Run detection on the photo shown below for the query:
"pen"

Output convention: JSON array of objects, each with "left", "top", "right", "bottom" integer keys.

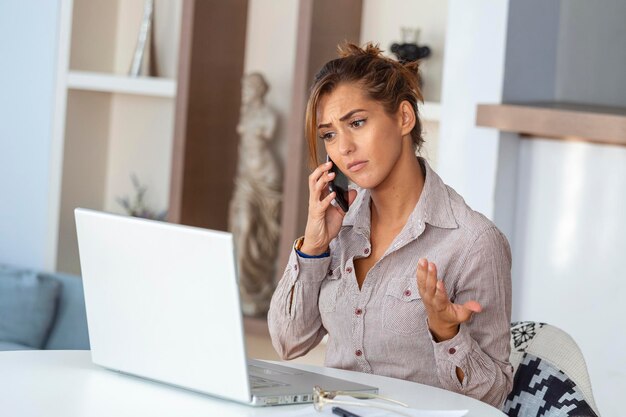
[{"left": 332, "top": 406, "right": 363, "bottom": 417}]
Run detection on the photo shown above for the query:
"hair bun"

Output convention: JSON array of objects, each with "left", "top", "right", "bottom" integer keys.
[
  {"left": 337, "top": 42, "right": 421, "bottom": 74},
  {"left": 337, "top": 41, "right": 383, "bottom": 58}
]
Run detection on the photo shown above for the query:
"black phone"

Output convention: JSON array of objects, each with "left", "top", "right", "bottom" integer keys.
[{"left": 326, "top": 155, "right": 350, "bottom": 212}]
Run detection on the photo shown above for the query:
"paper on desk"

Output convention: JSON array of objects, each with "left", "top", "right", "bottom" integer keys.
[{"left": 290, "top": 395, "right": 468, "bottom": 417}]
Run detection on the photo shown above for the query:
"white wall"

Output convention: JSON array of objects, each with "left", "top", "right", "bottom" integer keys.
[
  {"left": 512, "top": 138, "right": 624, "bottom": 416},
  {"left": 437, "top": 0, "right": 509, "bottom": 219},
  {"left": 242, "top": 0, "right": 300, "bottom": 167},
  {"left": 0, "top": 1, "right": 62, "bottom": 270}
]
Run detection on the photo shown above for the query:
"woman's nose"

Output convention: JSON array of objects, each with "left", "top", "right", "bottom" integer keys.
[{"left": 337, "top": 132, "right": 356, "bottom": 155}]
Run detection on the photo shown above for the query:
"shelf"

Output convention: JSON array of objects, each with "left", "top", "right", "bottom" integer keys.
[
  {"left": 476, "top": 102, "right": 626, "bottom": 147},
  {"left": 420, "top": 101, "right": 441, "bottom": 122},
  {"left": 67, "top": 71, "right": 176, "bottom": 98}
]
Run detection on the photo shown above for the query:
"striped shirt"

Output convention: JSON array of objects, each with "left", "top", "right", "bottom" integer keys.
[{"left": 268, "top": 158, "right": 513, "bottom": 408}]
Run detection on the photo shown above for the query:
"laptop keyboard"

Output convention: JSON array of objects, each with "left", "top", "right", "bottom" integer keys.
[{"left": 249, "top": 374, "right": 288, "bottom": 389}]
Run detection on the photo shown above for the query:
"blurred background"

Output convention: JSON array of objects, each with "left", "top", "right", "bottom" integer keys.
[{"left": 1, "top": 1, "right": 624, "bottom": 415}]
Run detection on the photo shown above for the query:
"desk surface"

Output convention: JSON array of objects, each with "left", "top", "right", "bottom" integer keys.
[{"left": 0, "top": 351, "right": 505, "bottom": 417}]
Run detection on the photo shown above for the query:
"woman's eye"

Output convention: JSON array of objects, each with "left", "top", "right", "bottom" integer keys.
[
  {"left": 319, "top": 132, "right": 335, "bottom": 141},
  {"left": 350, "top": 118, "right": 366, "bottom": 128}
]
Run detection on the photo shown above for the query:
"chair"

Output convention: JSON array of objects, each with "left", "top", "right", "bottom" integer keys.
[{"left": 503, "top": 321, "right": 599, "bottom": 417}]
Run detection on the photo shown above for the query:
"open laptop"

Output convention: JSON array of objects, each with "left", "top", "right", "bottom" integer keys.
[{"left": 74, "top": 208, "right": 377, "bottom": 406}]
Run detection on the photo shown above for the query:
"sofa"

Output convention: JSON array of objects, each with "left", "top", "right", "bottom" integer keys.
[{"left": 0, "top": 264, "right": 90, "bottom": 351}]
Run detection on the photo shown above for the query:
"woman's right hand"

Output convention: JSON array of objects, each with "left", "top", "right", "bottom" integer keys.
[{"left": 300, "top": 161, "right": 357, "bottom": 256}]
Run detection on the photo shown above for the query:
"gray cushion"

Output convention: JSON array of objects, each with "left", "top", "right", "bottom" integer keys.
[
  {"left": 41, "top": 271, "right": 90, "bottom": 350},
  {"left": 0, "top": 340, "right": 34, "bottom": 351},
  {"left": 0, "top": 266, "right": 61, "bottom": 348}
]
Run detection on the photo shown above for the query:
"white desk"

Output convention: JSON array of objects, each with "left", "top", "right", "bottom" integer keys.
[{"left": 0, "top": 351, "right": 505, "bottom": 417}]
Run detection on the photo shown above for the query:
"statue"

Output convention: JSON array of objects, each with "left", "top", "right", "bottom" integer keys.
[
  {"left": 228, "top": 73, "right": 281, "bottom": 317},
  {"left": 390, "top": 27, "right": 431, "bottom": 63}
]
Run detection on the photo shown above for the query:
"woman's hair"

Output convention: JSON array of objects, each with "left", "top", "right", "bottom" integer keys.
[{"left": 305, "top": 42, "right": 424, "bottom": 167}]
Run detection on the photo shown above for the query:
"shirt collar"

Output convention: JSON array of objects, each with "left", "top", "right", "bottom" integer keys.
[{"left": 342, "top": 157, "right": 458, "bottom": 235}]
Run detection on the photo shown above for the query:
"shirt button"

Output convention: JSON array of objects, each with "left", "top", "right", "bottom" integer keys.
[
  {"left": 355, "top": 308, "right": 362, "bottom": 316},
  {"left": 364, "top": 248, "right": 370, "bottom": 255},
  {"left": 404, "top": 289, "right": 411, "bottom": 297},
  {"left": 328, "top": 269, "right": 333, "bottom": 276},
  {"left": 294, "top": 264, "right": 298, "bottom": 271},
  {"left": 346, "top": 266, "right": 353, "bottom": 274},
  {"left": 355, "top": 349, "right": 362, "bottom": 357},
  {"left": 449, "top": 348, "right": 456, "bottom": 355}
]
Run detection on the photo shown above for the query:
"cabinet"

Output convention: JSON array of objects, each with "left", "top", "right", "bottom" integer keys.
[
  {"left": 54, "top": 0, "right": 248, "bottom": 274},
  {"left": 52, "top": 0, "right": 448, "bottom": 278}
]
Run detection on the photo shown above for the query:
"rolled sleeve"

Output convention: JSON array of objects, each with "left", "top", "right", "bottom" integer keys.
[{"left": 267, "top": 248, "right": 331, "bottom": 360}]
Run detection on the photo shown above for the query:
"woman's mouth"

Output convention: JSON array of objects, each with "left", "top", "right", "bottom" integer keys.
[{"left": 347, "top": 160, "right": 368, "bottom": 172}]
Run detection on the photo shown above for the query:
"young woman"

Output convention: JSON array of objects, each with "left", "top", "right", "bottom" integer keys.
[{"left": 268, "top": 43, "right": 513, "bottom": 408}]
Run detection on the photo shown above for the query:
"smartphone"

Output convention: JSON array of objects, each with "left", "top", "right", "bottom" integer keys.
[{"left": 326, "top": 155, "right": 350, "bottom": 212}]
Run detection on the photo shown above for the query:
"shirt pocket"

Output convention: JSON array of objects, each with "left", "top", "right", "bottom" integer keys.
[
  {"left": 382, "top": 275, "right": 427, "bottom": 336},
  {"left": 318, "top": 265, "right": 343, "bottom": 313}
]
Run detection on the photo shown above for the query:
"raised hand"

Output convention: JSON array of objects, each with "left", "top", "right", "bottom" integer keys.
[
  {"left": 416, "top": 258, "right": 482, "bottom": 342},
  {"left": 301, "top": 160, "right": 357, "bottom": 256}
]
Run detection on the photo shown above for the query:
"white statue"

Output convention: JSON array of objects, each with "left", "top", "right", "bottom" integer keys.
[{"left": 228, "top": 73, "right": 281, "bottom": 316}]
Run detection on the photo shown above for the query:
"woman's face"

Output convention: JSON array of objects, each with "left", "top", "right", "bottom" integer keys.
[{"left": 316, "top": 82, "right": 411, "bottom": 190}]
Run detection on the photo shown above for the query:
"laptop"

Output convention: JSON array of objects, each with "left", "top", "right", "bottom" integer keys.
[{"left": 74, "top": 208, "right": 377, "bottom": 406}]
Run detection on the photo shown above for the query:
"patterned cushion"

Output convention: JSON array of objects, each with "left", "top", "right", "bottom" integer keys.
[
  {"left": 511, "top": 321, "right": 546, "bottom": 353},
  {"left": 503, "top": 353, "right": 598, "bottom": 417}
]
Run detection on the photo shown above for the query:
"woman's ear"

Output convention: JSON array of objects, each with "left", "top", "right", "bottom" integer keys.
[{"left": 398, "top": 100, "right": 416, "bottom": 136}]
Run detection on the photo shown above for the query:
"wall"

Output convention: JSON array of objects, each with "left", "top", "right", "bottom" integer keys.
[
  {"left": 507, "top": 2, "right": 626, "bottom": 414},
  {"left": 437, "top": 0, "right": 509, "bottom": 219},
  {"left": 0, "top": 1, "right": 61, "bottom": 270},
  {"left": 556, "top": 0, "right": 626, "bottom": 107},
  {"left": 242, "top": 0, "right": 299, "bottom": 167},
  {"left": 512, "top": 138, "right": 624, "bottom": 416}
]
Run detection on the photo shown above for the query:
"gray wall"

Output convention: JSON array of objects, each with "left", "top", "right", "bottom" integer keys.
[
  {"left": 556, "top": 0, "right": 626, "bottom": 107},
  {"left": 0, "top": 1, "right": 61, "bottom": 269}
]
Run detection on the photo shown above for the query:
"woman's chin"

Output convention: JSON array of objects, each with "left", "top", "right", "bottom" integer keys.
[{"left": 350, "top": 175, "right": 380, "bottom": 190}]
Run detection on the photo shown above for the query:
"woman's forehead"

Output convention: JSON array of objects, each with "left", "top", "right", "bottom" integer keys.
[{"left": 316, "top": 83, "right": 376, "bottom": 122}]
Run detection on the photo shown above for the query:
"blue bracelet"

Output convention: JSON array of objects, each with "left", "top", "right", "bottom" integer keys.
[{"left": 295, "top": 248, "right": 330, "bottom": 259}]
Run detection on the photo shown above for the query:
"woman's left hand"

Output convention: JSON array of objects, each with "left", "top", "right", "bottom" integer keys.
[{"left": 416, "top": 258, "right": 482, "bottom": 342}]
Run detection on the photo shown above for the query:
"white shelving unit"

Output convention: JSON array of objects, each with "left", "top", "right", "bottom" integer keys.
[
  {"left": 52, "top": 0, "right": 182, "bottom": 274},
  {"left": 67, "top": 71, "right": 176, "bottom": 98},
  {"left": 360, "top": 0, "right": 448, "bottom": 168}
]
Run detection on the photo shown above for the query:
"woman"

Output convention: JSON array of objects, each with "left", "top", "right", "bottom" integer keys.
[{"left": 268, "top": 43, "right": 513, "bottom": 408}]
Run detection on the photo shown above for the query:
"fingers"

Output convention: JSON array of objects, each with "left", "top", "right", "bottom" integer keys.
[
  {"left": 434, "top": 279, "right": 449, "bottom": 305},
  {"left": 314, "top": 170, "right": 334, "bottom": 196},
  {"left": 417, "top": 258, "right": 438, "bottom": 301},
  {"left": 308, "top": 161, "right": 338, "bottom": 204},
  {"left": 425, "top": 262, "right": 438, "bottom": 300},
  {"left": 463, "top": 300, "right": 482, "bottom": 313},
  {"left": 320, "top": 190, "right": 337, "bottom": 212},
  {"left": 416, "top": 258, "right": 428, "bottom": 297},
  {"left": 308, "top": 161, "right": 332, "bottom": 195},
  {"left": 417, "top": 257, "right": 484, "bottom": 329}
]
